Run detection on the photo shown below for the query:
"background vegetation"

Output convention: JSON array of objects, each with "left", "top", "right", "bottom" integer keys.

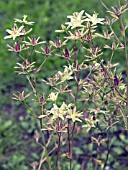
[{"left": 0, "top": 0, "right": 127, "bottom": 169}]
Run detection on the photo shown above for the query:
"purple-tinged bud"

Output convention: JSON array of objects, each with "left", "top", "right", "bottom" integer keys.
[
  {"left": 15, "top": 41, "right": 20, "bottom": 52},
  {"left": 73, "top": 45, "right": 77, "bottom": 56},
  {"left": 56, "top": 37, "right": 61, "bottom": 47},
  {"left": 56, "top": 123, "right": 61, "bottom": 131},
  {"left": 64, "top": 47, "right": 69, "bottom": 57},
  {"left": 105, "top": 17, "right": 111, "bottom": 26},
  {"left": 114, "top": 75, "right": 119, "bottom": 86},
  {"left": 84, "top": 111, "right": 88, "bottom": 119},
  {"left": 45, "top": 44, "right": 50, "bottom": 54},
  {"left": 108, "top": 119, "right": 111, "bottom": 126},
  {"left": 22, "top": 60, "right": 30, "bottom": 68},
  {"left": 100, "top": 63, "right": 108, "bottom": 78},
  {"left": 100, "top": 63, "right": 105, "bottom": 72},
  {"left": 113, "top": 108, "right": 118, "bottom": 115},
  {"left": 39, "top": 94, "right": 44, "bottom": 103},
  {"left": 31, "top": 37, "right": 36, "bottom": 46},
  {"left": 92, "top": 112, "right": 96, "bottom": 121},
  {"left": 92, "top": 46, "right": 96, "bottom": 53},
  {"left": 104, "top": 100, "right": 108, "bottom": 105},
  {"left": 86, "top": 35, "right": 92, "bottom": 42}
]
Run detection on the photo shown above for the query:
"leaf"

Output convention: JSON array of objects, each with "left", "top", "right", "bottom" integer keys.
[{"left": 1, "top": 120, "right": 13, "bottom": 132}]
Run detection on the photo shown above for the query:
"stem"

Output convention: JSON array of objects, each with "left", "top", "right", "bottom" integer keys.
[
  {"left": 67, "top": 120, "right": 71, "bottom": 156},
  {"left": 39, "top": 104, "right": 52, "bottom": 170},
  {"left": 103, "top": 130, "right": 111, "bottom": 170},
  {"left": 103, "top": 142, "right": 110, "bottom": 170},
  {"left": 56, "top": 132, "right": 61, "bottom": 169},
  {"left": 118, "top": 0, "right": 128, "bottom": 108},
  {"left": 22, "top": 101, "right": 38, "bottom": 118},
  {"left": 39, "top": 119, "right": 52, "bottom": 170},
  {"left": 70, "top": 122, "right": 76, "bottom": 170}
]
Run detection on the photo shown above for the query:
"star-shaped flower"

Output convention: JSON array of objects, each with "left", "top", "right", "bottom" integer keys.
[
  {"left": 85, "top": 12, "right": 104, "bottom": 25},
  {"left": 4, "top": 24, "right": 32, "bottom": 40},
  {"left": 65, "top": 10, "right": 86, "bottom": 29},
  {"left": 12, "top": 91, "right": 30, "bottom": 101},
  {"left": 14, "top": 15, "right": 35, "bottom": 25},
  {"left": 66, "top": 106, "right": 83, "bottom": 122},
  {"left": 48, "top": 92, "right": 59, "bottom": 102}
]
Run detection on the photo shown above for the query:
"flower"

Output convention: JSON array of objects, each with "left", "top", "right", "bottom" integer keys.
[
  {"left": 63, "top": 47, "right": 70, "bottom": 58},
  {"left": 4, "top": 24, "right": 24, "bottom": 40},
  {"left": 83, "top": 115, "right": 98, "bottom": 132},
  {"left": 14, "top": 60, "right": 35, "bottom": 75},
  {"left": 23, "top": 37, "right": 45, "bottom": 46},
  {"left": 95, "top": 30, "right": 113, "bottom": 39},
  {"left": 65, "top": 28, "right": 89, "bottom": 41},
  {"left": 58, "top": 65, "right": 73, "bottom": 82},
  {"left": 85, "top": 12, "right": 105, "bottom": 25},
  {"left": 48, "top": 92, "right": 58, "bottom": 102},
  {"left": 12, "top": 91, "right": 30, "bottom": 101},
  {"left": 36, "top": 43, "right": 51, "bottom": 55},
  {"left": 55, "top": 24, "right": 70, "bottom": 33},
  {"left": 15, "top": 15, "right": 35, "bottom": 25},
  {"left": 49, "top": 103, "right": 65, "bottom": 120},
  {"left": 66, "top": 106, "right": 83, "bottom": 122},
  {"left": 7, "top": 41, "right": 28, "bottom": 53},
  {"left": 65, "top": 10, "right": 86, "bottom": 29},
  {"left": 4, "top": 24, "right": 32, "bottom": 40},
  {"left": 49, "top": 37, "right": 67, "bottom": 49}
]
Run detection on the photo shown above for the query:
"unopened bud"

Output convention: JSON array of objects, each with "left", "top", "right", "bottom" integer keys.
[
  {"left": 114, "top": 75, "right": 119, "bottom": 86},
  {"left": 45, "top": 44, "right": 50, "bottom": 54},
  {"left": 113, "top": 108, "right": 118, "bottom": 115},
  {"left": 15, "top": 41, "right": 20, "bottom": 52},
  {"left": 64, "top": 47, "right": 69, "bottom": 57},
  {"left": 31, "top": 37, "right": 36, "bottom": 46},
  {"left": 39, "top": 94, "right": 44, "bottom": 103},
  {"left": 56, "top": 37, "right": 61, "bottom": 47},
  {"left": 84, "top": 111, "right": 88, "bottom": 119}
]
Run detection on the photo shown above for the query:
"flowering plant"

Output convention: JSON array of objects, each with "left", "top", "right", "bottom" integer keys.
[{"left": 4, "top": 1, "right": 128, "bottom": 169}]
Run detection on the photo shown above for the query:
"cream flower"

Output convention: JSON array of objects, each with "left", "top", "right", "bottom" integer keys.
[
  {"left": 48, "top": 92, "right": 58, "bottom": 102},
  {"left": 58, "top": 65, "right": 73, "bottom": 82},
  {"left": 4, "top": 24, "right": 32, "bottom": 40},
  {"left": 15, "top": 15, "right": 35, "bottom": 25},
  {"left": 83, "top": 116, "right": 98, "bottom": 132},
  {"left": 65, "top": 10, "right": 86, "bottom": 29},
  {"left": 50, "top": 104, "right": 65, "bottom": 120},
  {"left": 85, "top": 12, "right": 104, "bottom": 25},
  {"left": 66, "top": 106, "right": 83, "bottom": 122},
  {"left": 4, "top": 24, "right": 24, "bottom": 40}
]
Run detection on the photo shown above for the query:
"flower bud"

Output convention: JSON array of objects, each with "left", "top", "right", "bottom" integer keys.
[
  {"left": 45, "top": 44, "right": 50, "bottom": 54},
  {"left": 15, "top": 41, "right": 20, "bottom": 52},
  {"left": 114, "top": 75, "right": 119, "bottom": 86},
  {"left": 84, "top": 111, "right": 88, "bottom": 119},
  {"left": 64, "top": 47, "right": 70, "bottom": 58},
  {"left": 56, "top": 37, "right": 61, "bottom": 47},
  {"left": 39, "top": 94, "right": 44, "bottom": 103},
  {"left": 31, "top": 37, "right": 36, "bottom": 46}
]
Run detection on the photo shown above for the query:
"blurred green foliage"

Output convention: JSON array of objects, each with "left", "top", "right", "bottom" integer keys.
[{"left": 0, "top": 0, "right": 127, "bottom": 169}]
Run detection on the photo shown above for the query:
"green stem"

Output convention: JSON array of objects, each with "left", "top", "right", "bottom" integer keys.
[
  {"left": 56, "top": 132, "right": 61, "bottom": 169},
  {"left": 39, "top": 119, "right": 52, "bottom": 170},
  {"left": 70, "top": 122, "right": 76, "bottom": 170},
  {"left": 103, "top": 130, "right": 111, "bottom": 170},
  {"left": 22, "top": 101, "right": 38, "bottom": 118}
]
